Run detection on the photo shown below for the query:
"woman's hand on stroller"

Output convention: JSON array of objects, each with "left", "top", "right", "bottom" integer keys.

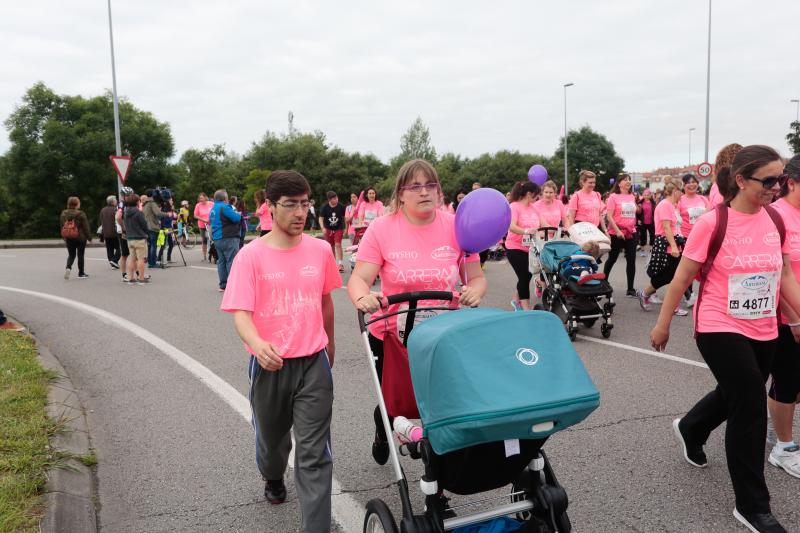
[
  {"left": 459, "top": 286, "right": 481, "bottom": 307},
  {"left": 253, "top": 339, "right": 284, "bottom": 371},
  {"left": 355, "top": 291, "right": 385, "bottom": 313},
  {"left": 650, "top": 324, "right": 670, "bottom": 352}
]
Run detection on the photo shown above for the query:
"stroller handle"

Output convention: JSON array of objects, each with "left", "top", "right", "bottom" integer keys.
[{"left": 357, "top": 291, "right": 459, "bottom": 333}]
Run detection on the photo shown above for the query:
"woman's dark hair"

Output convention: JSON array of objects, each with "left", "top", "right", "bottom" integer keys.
[
  {"left": 254, "top": 189, "right": 266, "bottom": 206},
  {"left": 681, "top": 173, "right": 698, "bottom": 185},
  {"left": 779, "top": 155, "right": 800, "bottom": 198},
  {"left": 265, "top": 170, "right": 311, "bottom": 205},
  {"left": 611, "top": 173, "right": 631, "bottom": 194},
  {"left": 510, "top": 181, "right": 540, "bottom": 202},
  {"left": 719, "top": 145, "right": 781, "bottom": 202},
  {"left": 451, "top": 189, "right": 467, "bottom": 211},
  {"left": 236, "top": 198, "right": 246, "bottom": 212}
]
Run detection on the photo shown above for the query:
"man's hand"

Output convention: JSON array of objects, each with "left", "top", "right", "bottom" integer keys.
[{"left": 252, "top": 339, "right": 284, "bottom": 371}]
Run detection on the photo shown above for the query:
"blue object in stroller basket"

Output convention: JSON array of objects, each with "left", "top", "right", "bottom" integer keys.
[{"left": 407, "top": 308, "right": 600, "bottom": 455}]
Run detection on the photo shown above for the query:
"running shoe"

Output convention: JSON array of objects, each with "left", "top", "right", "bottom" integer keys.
[
  {"left": 649, "top": 293, "right": 663, "bottom": 304},
  {"left": 672, "top": 418, "right": 707, "bottom": 468},
  {"left": 121, "top": 273, "right": 128, "bottom": 282},
  {"left": 637, "top": 290, "right": 652, "bottom": 311},
  {"left": 372, "top": 432, "right": 389, "bottom": 466},
  {"left": 63, "top": 268, "right": 70, "bottom": 280},
  {"left": 768, "top": 444, "right": 800, "bottom": 479},
  {"left": 511, "top": 300, "right": 523, "bottom": 312},
  {"left": 673, "top": 307, "right": 688, "bottom": 316},
  {"left": 264, "top": 478, "right": 286, "bottom": 504},
  {"left": 685, "top": 292, "right": 698, "bottom": 308},
  {"left": 733, "top": 508, "right": 787, "bottom": 533},
  {"left": 77, "top": 273, "right": 90, "bottom": 279},
  {"left": 625, "top": 288, "right": 637, "bottom": 298},
  {"left": 109, "top": 261, "right": 120, "bottom": 269}
]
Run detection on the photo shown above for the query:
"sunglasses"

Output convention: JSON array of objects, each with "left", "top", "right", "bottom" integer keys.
[{"left": 744, "top": 174, "right": 787, "bottom": 189}]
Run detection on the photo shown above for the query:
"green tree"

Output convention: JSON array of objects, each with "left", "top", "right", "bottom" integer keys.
[
  {"left": 461, "top": 150, "right": 551, "bottom": 194},
  {"left": 553, "top": 125, "right": 625, "bottom": 193},
  {"left": 787, "top": 121, "right": 800, "bottom": 156},
  {"left": 388, "top": 116, "right": 437, "bottom": 177},
  {"left": 1, "top": 82, "right": 175, "bottom": 238}
]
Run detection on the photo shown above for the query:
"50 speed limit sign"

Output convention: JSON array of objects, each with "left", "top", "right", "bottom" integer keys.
[{"left": 697, "top": 162, "right": 713, "bottom": 178}]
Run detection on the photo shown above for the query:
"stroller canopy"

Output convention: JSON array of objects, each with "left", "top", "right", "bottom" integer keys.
[
  {"left": 407, "top": 308, "right": 600, "bottom": 454},
  {"left": 538, "top": 240, "right": 582, "bottom": 273}
]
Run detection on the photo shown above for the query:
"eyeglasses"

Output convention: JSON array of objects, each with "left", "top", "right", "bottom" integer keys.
[
  {"left": 744, "top": 175, "right": 787, "bottom": 189},
  {"left": 400, "top": 182, "right": 439, "bottom": 193},
  {"left": 275, "top": 200, "right": 311, "bottom": 211}
]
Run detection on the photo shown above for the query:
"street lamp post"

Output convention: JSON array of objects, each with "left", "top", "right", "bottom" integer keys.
[
  {"left": 689, "top": 127, "right": 696, "bottom": 166},
  {"left": 563, "top": 82, "right": 574, "bottom": 197},
  {"left": 107, "top": 0, "right": 123, "bottom": 198},
  {"left": 792, "top": 99, "right": 800, "bottom": 123},
  {"left": 704, "top": 0, "right": 712, "bottom": 162}
]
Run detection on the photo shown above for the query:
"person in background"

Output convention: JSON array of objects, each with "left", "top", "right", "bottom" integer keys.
[
  {"left": 209, "top": 189, "right": 242, "bottom": 292},
  {"left": 177, "top": 200, "right": 190, "bottom": 246},
  {"left": 450, "top": 190, "right": 466, "bottom": 214},
  {"left": 98, "top": 195, "right": 120, "bottom": 269},
  {"left": 60, "top": 196, "right": 92, "bottom": 280},
  {"left": 142, "top": 190, "right": 164, "bottom": 268},
  {"left": 194, "top": 192, "right": 214, "bottom": 261},
  {"left": 234, "top": 197, "right": 248, "bottom": 249},
  {"left": 116, "top": 187, "right": 133, "bottom": 281},
  {"left": 254, "top": 189, "right": 272, "bottom": 236},
  {"left": 344, "top": 192, "right": 358, "bottom": 242},
  {"left": 603, "top": 174, "right": 639, "bottom": 297},
  {"left": 637, "top": 188, "right": 656, "bottom": 254},
  {"left": 534, "top": 180, "right": 566, "bottom": 229},
  {"left": 472, "top": 181, "right": 481, "bottom": 191},
  {"left": 356, "top": 187, "right": 384, "bottom": 228},
  {"left": 679, "top": 173, "right": 710, "bottom": 307},
  {"left": 565, "top": 170, "right": 608, "bottom": 234},
  {"left": 308, "top": 198, "right": 317, "bottom": 231},
  {"left": 319, "top": 191, "right": 346, "bottom": 272},
  {"left": 505, "top": 181, "right": 541, "bottom": 310},
  {"left": 123, "top": 193, "right": 150, "bottom": 284}
]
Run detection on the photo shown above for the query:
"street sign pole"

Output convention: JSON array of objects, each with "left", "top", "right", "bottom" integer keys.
[{"left": 107, "top": 0, "right": 123, "bottom": 199}]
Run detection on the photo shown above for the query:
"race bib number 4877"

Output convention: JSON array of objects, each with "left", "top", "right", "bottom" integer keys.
[{"left": 727, "top": 271, "right": 778, "bottom": 319}]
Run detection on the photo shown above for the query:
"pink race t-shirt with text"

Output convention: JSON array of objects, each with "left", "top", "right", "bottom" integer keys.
[
  {"left": 771, "top": 198, "right": 800, "bottom": 326},
  {"left": 506, "top": 201, "right": 540, "bottom": 252},
  {"left": 358, "top": 201, "right": 385, "bottom": 226},
  {"left": 533, "top": 199, "right": 565, "bottom": 228},
  {"left": 654, "top": 199, "right": 681, "bottom": 253},
  {"left": 678, "top": 194, "right": 709, "bottom": 238},
  {"left": 568, "top": 190, "right": 604, "bottom": 226},
  {"left": 194, "top": 201, "right": 213, "bottom": 229},
  {"left": 683, "top": 208, "right": 788, "bottom": 340},
  {"left": 606, "top": 193, "right": 637, "bottom": 237},
  {"left": 356, "top": 211, "right": 478, "bottom": 340},
  {"left": 220, "top": 236, "right": 342, "bottom": 357},
  {"left": 708, "top": 182, "right": 724, "bottom": 206},
  {"left": 256, "top": 202, "right": 272, "bottom": 231}
]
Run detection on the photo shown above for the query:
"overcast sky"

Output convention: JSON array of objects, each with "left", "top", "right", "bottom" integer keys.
[{"left": 2, "top": 1, "right": 799, "bottom": 172}]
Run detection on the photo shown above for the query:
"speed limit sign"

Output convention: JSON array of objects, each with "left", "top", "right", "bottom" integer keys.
[{"left": 697, "top": 162, "right": 713, "bottom": 178}]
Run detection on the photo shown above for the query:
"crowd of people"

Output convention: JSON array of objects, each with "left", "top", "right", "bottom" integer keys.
[{"left": 56, "top": 146, "right": 800, "bottom": 532}]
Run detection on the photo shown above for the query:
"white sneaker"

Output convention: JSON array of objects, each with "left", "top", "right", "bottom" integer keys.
[
  {"left": 768, "top": 444, "right": 800, "bottom": 479},
  {"left": 637, "top": 290, "right": 652, "bottom": 311},
  {"left": 64, "top": 268, "right": 70, "bottom": 280},
  {"left": 649, "top": 294, "right": 663, "bottom": 304},
  {"left": 685, "top": 292, "right": 698, "bottom": 308},
  {"left": 673, "top": 307, "right": 689, "bottom": 317}
]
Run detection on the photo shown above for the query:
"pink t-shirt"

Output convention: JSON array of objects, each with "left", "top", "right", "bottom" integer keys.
[
  {"left": 533, "top": 199, "right": 565, "bottom": 228},
  {"left": 654, "top": 199, "right": 681, "bottom": 253},
  {"left": 641, "top": 200, "right": 654, "bottom": 224},
  {"left": 679, "top": 194, "right": 710, "bottom": 238},
  {"left": 356, "top": 211, "right": 478, "bottom": 340},
  {"left": 358, "top": 201, "right": 385, "bottom": 226},
  {"left": 683, "top": 208, "right": 788, "bottom": 340},
  {"left": 194, "top": 201, "right": 213, "bottom": 229},
  {"left": 708, "top": 182, "right": 724, "bottom": 206},
  {"left": 606, "top": 193, "right": 637, "bottom": 237},
  {"left": 345, "top": 204, "right": 356, "bottom": 235},
  {"left": 568, "top": 190, "right": 604, "bottom": 226},
  {"left": 505, "top": 201, "right": 540, "bottom": 252},
  {"left": 256, "top": 202, "right": 272, "bottom": 231},
  {"left": 220, "top": 236, "right": 342, "bottom": 357},
  {"left": 771, "top": 199, "right": 800, "bottom": 326}
]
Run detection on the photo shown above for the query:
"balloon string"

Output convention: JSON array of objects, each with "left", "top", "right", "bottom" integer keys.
[{"left": 461, "top": 253, "right": 469, "bottom": 285}]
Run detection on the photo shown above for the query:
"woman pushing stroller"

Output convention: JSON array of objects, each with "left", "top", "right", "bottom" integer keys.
[{"left": 347, "top": 159, "right": 486, "bottom": 467}]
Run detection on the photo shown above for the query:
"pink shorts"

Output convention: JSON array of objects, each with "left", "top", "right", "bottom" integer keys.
[{"left": 324, "top": 229, "right": 344, "bottom": 245}]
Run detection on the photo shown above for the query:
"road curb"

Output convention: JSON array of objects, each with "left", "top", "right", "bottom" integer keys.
[{"left": 28, "top": 324, "right": 98, "bottom": 533}]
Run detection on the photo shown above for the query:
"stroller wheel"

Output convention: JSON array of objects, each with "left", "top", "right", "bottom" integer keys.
[
  {"left": 601, "top": 323, "right": 613, "bottom": 339},
  {"left": 364, "top": 499, "right": 399, "bottom": 533}
]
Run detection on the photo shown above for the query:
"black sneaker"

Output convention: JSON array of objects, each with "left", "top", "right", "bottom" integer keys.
[
  {"left": 733, "top": 508, "right": 787, "bottom": 533},
  {"left": 122, "top": 273, "right": 128, "bottom": 282},
  {"left": 626, "top": 288, "right": 638, "bottom": 298},
  {"left": 264, "top": 479, "right": 286, "bottom": 505},
  {"left": 672, "top": 418, "right": 707, "bottom": 468},
  {"left": 109, "top": 261, "right": 120, "bottom": 269},
  {"left": 372, "top": 432, "right": 390, "bottom": 466},
  {"left": 77, "top": 273, "right": 90, "bottom": 279}
]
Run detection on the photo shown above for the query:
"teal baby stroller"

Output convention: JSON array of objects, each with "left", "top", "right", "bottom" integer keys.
[
  {"left": 358, "top": 292, "right": 600, "bottom": 532},
  {"left": 530, "top": 228, "right": 615, "bottom": 341}
]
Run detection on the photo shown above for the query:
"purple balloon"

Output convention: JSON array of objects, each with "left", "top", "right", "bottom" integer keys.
[
  {"left": 609, "top": 178, "right": 615, "bottom": 185},
  {"left": 527, "top": 164, "right": 548, "bottom": 186},
  {"left": 455, "top": 188, "right": 512, "bottom": 254}
]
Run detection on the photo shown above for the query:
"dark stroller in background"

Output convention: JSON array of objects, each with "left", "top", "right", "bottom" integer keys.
[
  {"left": 529, "top": 228, "right": 615, "bottom": 341},
  {"left": 357, "top": 292, "right": 600, "bottom": 532}
]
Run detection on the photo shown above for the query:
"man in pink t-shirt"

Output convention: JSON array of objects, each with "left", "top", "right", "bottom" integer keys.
[
  {"left": 193, "top": 193, "right": 214, "bottom": 260},
  {"left": 221, "top": 171, "right": 341, "bottom": 532}
]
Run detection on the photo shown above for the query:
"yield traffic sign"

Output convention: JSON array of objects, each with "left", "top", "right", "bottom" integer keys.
[
  {"left": 696, "top": 162, "right": 713, "bottom": 178},
  {"left": 109, "top": 155, "right": 132, "bottom": 183}
]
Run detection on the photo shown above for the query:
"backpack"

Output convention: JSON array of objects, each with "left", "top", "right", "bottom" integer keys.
[
  {"left": 694, "top": 203, "right": 785, "bottom": 336},
  {"left": 61, "top": 218, "right": 79, "bottom": 239}
]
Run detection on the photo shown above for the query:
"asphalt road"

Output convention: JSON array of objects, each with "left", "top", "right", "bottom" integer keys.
[{"left": 1, "top": 243, "right": 798, "bottom": 532}]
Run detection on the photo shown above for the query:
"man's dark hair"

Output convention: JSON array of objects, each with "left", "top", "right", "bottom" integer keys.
[
  {"left": 326, "top": 191, "right": 337, "bottom": 200},
  {"left": 265, "top": 171, "right": 311, "bottom": 204}
]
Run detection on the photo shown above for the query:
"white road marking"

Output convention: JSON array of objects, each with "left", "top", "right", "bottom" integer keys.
[
  {"left": 0, "top": 254, "right": 17, "bottom": 258},
  {"left": 190, "top": 265, "right": 217, "bottom": 271},
  {"left": 577, "top": 334, "right": 709, "bottom": 369},
  {"left": 0, "top": 285, "right": 365, "bottom": 533}
]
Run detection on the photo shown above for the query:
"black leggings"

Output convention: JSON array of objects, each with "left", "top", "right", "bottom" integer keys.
[
  {"left": 507, "top": 249, "right": 532, "bottom": 300},
  {"left": 603, "top": 235, "right": 637, "bottom": 291},
  {"left": 368, "top": 334, "right": 393, "bottom": 441},
  {"left": 639, "top": 223, "right": 655, "bottom": 246},
  {"left": 65, "top": 239, "right": 86, "bottom": 274},
  {"left": 682, "top": 333, "right": 775, "bottom": 514},
  {"left": 769, "top": 325, "right": 800, "bottom": 404},
  {"left": 649, "top": 254, "right": 680, "bottom": 290}
]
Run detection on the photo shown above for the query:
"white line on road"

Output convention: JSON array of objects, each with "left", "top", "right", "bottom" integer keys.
[
  {"left": 577, "top": 334, "right": 709, "bottom": 369},
  {"left": 0, "top": 254, "right": 17, "bottom": 258},
  {"left": 0, "top": 285, "right": 365, "bottom": 533},
  {"left": 189, "top": 265, "right": 217, "bottom": 271}
]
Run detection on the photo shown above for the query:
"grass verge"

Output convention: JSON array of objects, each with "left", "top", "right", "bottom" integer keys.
[{"left": 0, "top": 330, "right": 59, "bottom": 533}]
